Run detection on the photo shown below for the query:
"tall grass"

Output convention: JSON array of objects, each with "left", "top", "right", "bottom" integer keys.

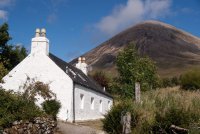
[{"left": 103, "top": 87, "right": 200, "bottom": 134}]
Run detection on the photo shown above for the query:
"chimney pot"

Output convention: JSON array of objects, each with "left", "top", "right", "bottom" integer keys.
[
  {"left": 41, "top": 28, "right": 46, "bottom": 37},
  {"left": 78, "top": 57, "right": 82, "bottom": 63},
  {"left": 35, "top": 28, "right": 40, "bottom": 37},
  {"left": 31, "top": 28, "right": 49, "bottom": 55},
  {"left": 82, "top": 57, "right": 86, "bottom": 63},
  {"left": 75, "top": 57, "right": 88, "bottom": 75}
]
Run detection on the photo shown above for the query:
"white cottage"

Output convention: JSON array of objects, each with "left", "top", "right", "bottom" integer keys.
[{"left": 0, "top": 29, "right": 113, "bottom": 122}]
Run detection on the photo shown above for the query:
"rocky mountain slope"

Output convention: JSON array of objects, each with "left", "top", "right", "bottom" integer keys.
[{"left": 71, "top": 20, "right": 200, "bottom": 77}]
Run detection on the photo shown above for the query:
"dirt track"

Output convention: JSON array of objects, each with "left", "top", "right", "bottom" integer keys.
[{"left": 57, "top": 121, "right": 106, "bottom": 134}]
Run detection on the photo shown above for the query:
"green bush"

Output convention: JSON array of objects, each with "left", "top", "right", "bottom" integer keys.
[
  {"left": 180, "top": 69, "right": 200, "bottom": 90},
  {"left": 160, "top": 76, "right": 180, "bottom": 88},
  {"left": 42, "top": 100, "right": 61, "bottom": 120},
  {"left": 102, "top": 100, "right": 138, "bottom": 134},
  {"left": 0, "top": 88, "right": 43, "bottom": 128}
]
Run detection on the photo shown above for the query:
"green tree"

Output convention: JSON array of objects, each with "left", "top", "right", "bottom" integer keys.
[
  {"left": 0, "top": 23, "right": 11, "bottom": 53},
  {"left": 90, "top": 71, "right": 110, "bottom": 89},
  {"left": 116, "top": 44, "right": 158, "bottom": 95},
  {"left": 0, "top": 23, "right": 27, "bottom": 71},
  {"left": 0, "top": 63, "right": 8, "bottom": 82}
]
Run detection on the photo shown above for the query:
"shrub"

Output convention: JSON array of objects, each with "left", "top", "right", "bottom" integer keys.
[
  {"left": 180, "top": 69, "right": 200, "bottom": 90},
  {"left": 42, "top": 100, "right": 61, "bottom": 120},
  {"left": 160, "top": 76, "right": 180, "bottom": 88},
  {"left": 102, "top": 100, "right": 139, "bottom": 134},
  {"left": 0, "top": 88, "right": 43, "bottom": 128},
  {"left": 21, "top": 78, "right": 55, "bottom": 102}
]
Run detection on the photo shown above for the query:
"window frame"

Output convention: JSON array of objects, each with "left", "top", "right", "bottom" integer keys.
[
  {"left": 91, "top": 97, "right": 94, "bottom": 110},
  {"left": 99, "top": 100, "right": 103, "bottom": 112},
  {"left": 80, "top": 94, "right": 84, "bottom": 109}
]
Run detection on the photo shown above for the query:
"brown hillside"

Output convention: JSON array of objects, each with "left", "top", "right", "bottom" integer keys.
[{"left": 71, "top": 20, "right": 200, "bottom": 77}]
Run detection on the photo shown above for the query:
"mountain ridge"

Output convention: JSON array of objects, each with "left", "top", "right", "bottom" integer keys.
[{"left": 71, "top": 20, "right": 200, "bottom": 77}]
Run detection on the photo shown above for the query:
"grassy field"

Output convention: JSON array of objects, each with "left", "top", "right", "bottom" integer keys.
[{"left": 103, "top": 86, "right": 200, "bottom": 134}]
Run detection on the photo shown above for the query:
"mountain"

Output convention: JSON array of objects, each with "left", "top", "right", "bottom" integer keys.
[{"left": 70, "top": 20, "right": 200, "bottom": 77}]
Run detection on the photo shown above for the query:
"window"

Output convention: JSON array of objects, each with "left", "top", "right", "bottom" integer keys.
[
  {"left": 91, "top": 97, "right": 94, "bottom": 110},
  {"left": 80, "top": 94, "right": 84, "bottom": 109},
  {"left": 99, "top": 100, "right": 103, "bottom": 112},
  {"left": 108, "top": 101, "right": 111, "bottom": 110}
]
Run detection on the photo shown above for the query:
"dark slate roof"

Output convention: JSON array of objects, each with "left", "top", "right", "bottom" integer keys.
[{"left": 49, "top": 53, "right": 112, "bottom": 98}]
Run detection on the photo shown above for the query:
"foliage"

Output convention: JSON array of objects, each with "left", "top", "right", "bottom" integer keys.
[
  {"left": 180, "top": 69, "right": 200, "bottom": 90},
  {"left": 0, "top": 23, "right": 27, "bottom": 71},
  {"left": 109, "top": 81, "right": 134, "bottom": 99},
  {"left": 102, "top": 100, "right": 138, "bottom": 134},
  {"left": 0, "top": 78, "right": 58, "bottom": 128},
  {"left": 42, "top": 100, "right": 61, "bottom": 120},
  {"left": 114, "top": 43, "right": 158, "bottom": 98},
  {"left": 103, "top": 87, "right": 200, "bottom": 134},
  {"left": 0, "top": 63, "right": 8, "bottom": 82},
  {"left": 90, "top": 71, "right": 111, "bottom": 91},
  {"left": 21, "top": 77, "right": 55, "bottom": 102},
  {"left": 0, "top": 23, "right": 11, "bottom": 53},
  {"left": 2, "top": 45, "right": 27, "bottom": 70},
  {"left": 0, "top": 88, "right": 43, "bottom": 128}
]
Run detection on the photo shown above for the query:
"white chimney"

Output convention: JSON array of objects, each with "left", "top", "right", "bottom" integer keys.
[
  {"left": 75, "top": 57, "right": 88, "bottom": 75},
  {"left": 31, "top": 28, "right": 49, "bottom": 55}
]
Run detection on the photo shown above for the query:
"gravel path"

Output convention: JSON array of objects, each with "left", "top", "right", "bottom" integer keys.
[{"left": 57, "top": 121, "right": 106, "bottom": 134}]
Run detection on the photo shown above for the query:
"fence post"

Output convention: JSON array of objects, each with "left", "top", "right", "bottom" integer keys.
[
  {"left": 135, "top": 82, "right": 141, "bottom": 103},
  {"left": 121, "top": 112, "right": 131, "bottom": 134}
]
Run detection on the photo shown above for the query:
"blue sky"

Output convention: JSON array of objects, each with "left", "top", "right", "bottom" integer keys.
[{"left": 0, "top": 0, "right": 200, "bottom": 61}]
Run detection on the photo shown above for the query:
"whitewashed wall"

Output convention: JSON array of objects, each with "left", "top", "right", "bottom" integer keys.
[
  {"left": 0, "top": 31, "right": 114, "bottom": 122},
  {"left": 74, "top": 84, "right": 113, "bottom": 121},
  {"left": 1, "top": 53, "right": 74, "bottom": 121}
]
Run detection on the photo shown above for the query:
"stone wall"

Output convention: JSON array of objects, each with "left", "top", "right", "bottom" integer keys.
[{"left": 2, "top": 117, "right": 57, "bottom": 134}]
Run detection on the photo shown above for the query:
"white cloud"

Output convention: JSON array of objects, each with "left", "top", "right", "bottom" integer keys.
[
  {"left": 0, "top": 10, "right": 8, "bottom": 21},
  {"left": 47, "top": 13, "right": 57, "bottom": 23},
  {"left": 96, "top": 0, "right": 171, "bottom": 35},
  {"left": 43, "top": 0, "right": 68, "bottom": 24},
  {"left": 0, "top": 0, "right": 14, "bottom": 8},
  {"left": 0, "top": 0, "right": 15, "bottom": 21}
]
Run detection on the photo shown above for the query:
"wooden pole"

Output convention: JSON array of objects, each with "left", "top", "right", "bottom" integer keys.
[
  {"left": 121, "top": 112, "right": 131, "bottom": 134},
  {"left": 135, "top": 82, "right": 141, "bottom": 103}
]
